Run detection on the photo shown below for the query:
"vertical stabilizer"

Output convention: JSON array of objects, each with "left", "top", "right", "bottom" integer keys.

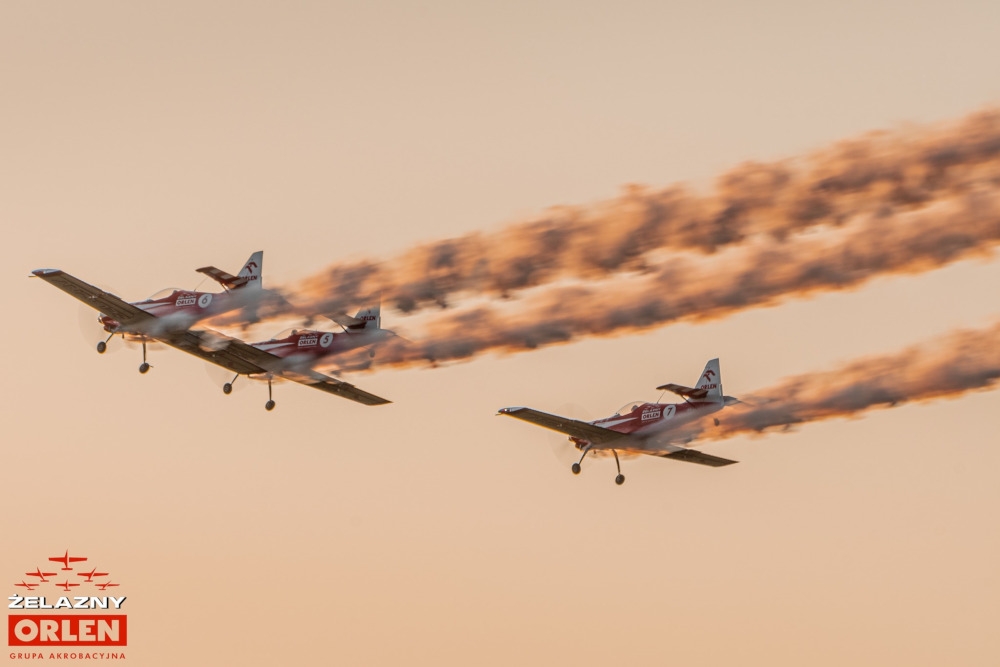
[
  {"left": 236, "top": 251, "right": 263, "bottom": 290},
  {"left": 349, "top": 303, "right": 381, "bottom": 331},
  {"left": 695, "top": 358, "right": 723, "bottom": 400}
]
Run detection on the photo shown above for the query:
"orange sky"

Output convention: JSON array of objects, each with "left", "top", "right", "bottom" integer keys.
[{"left": 2, "top": 2, "right": 999, "bottom": 665}]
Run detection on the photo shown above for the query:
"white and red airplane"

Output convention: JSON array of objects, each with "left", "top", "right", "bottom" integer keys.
[
  {"left": 32, "top": 251, "right": 265, "bottom": 374},
  {"left": 208, "top": 304, "right": 394, "bottom": 409},
  {"left": 218, "top": 304, "right": 391, "bottom": 386},
  {"left": 498, "top": 358, "right": 741, "bottom": 485}
]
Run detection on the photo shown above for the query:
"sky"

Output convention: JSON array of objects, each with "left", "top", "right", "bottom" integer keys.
[{"left": 2, "top": 1, "right": 999, "bottom": 665}]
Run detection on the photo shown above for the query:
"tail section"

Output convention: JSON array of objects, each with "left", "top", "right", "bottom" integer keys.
[
  {"left": 196, "top": 250, "right": 263, "bottom": 291},
  {"left": 348, "top": 303, "right": 381, "bottom": 332},
  {"left": 695, "top": 358, "right": 723, "bottom": 400}
]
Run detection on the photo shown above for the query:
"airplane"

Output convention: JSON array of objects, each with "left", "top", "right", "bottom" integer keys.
[
  {"left": 95, "top": 582, "right": 120, "bottom": 591},
  {"left": 77, "top": 567, "right": 109, "bottom": 582},
  {"left": 32, "top": 251, "right": 265, "bottom": 374},
  {"left": 49, "top": 550, "right": 87, "bottom": 571},
  {"left": 14, "top": 581, "right": 38, "bottom": 591},
  {"left": 221, "top": 304, "right": 394, "bottom": 390},
  {"left": 25, "top": 567, "right": 57, "bottom": 582},
  {"left": 55, "top": 580, "right": 81, "bottom": 592},
  {"left": 498, "top": 358, "right": 741, "bottom": 485},
  {"left": 31, "top": 258, "right": 391, "bottom": 409}
]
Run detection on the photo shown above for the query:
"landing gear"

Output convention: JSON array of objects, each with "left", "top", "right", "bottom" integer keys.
[
  {"left": 223, "top": 373, "right": 238, "bottom": 395},
  {"left": 138, "top": 342, "right": 151, "bottom": 374},
  {"left": 571, "top": 447, "right": 591, "bottom": 475},
  {"left": 264, "top": 377, "right": 276, "bottom": 411},
  {"left": 714, "top": 418, "right": 720, "bottom": 426},
  {"left": 612, "top": 450, "right": 625, "bottom": 486},
  {"left": 96, "top": 333, "right": 113, "bottom": 354}
]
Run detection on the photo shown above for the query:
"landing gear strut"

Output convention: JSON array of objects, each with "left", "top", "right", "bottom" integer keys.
[
  {"left": 613, "top": 450, "right": 625, "bottom": 486},
  {"left": 265, "top": 377, "right": 276, "bottom": 411},
  {"left": 138, "top": 342, "right": 150, "bottom": 374},
  {"left": 571, "top": 446, "right": 591, "bottom": 475}
]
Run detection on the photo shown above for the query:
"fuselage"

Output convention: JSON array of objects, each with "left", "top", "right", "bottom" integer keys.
[
  {"left": 575, "top": 399, "right": 724, "bottom": 449},
  {"left": 249, "top": 328, "right": 388, "bottom": 370},
  {"left": 100, "top": 288, "right": 257, "bottom": 338}
]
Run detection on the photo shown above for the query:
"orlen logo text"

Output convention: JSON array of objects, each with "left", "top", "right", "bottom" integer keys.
[{"left": 8, "top": 550, "right": 127, "bottom": 655}]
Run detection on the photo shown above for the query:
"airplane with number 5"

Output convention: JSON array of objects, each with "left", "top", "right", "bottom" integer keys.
[{"left": 498, "top": 359, "right": 741, "bottom": 485}]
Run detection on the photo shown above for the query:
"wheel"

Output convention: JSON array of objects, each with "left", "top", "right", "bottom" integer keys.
[
  {"left": 265, "top": 400, "right": 275, "bottom": 411},
  {"left": 96, "top": 341, "right": 107, "bottom": 354},
  {"left": 369, "top": 349, "right": 376, "bottom": 358},
  {"left": 223, "top": 383, "right": 232, "bottom": 395},
  {"left": 571, "top": 463, "right": 581, "bottom": 475},
  {"left": 615, "top": 474, "right": 625, "bottom": 486},
  {"left": 714, "top": 418, "right": 720, "bottom": 426},
  {"left": 139, "top": 363, "right": 150, "bottom": 374}
]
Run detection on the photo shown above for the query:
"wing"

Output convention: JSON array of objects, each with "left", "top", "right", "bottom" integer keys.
[
  {"left": 32, "top": 269, "right": 155, "bottom": 327},
  {"left": 161, "top": 330, "right": 391, "bottom": 406},
  {"left": 282, "top": 369, "right": 391, "bottom": 406},
  {"left": 655, "top": 383, "right": 709, "bottom": 400},
  {"left": 159, "top": 330, "right": 268, "bottom": 375},
  {"left": 497, "top": 407, "right": 627, "bottom": 445},
  {"left": 643, "top": 447, "right": 738, "bottom": 467}
]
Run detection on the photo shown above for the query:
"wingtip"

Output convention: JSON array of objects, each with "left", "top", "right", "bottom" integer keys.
[{"left": 31, "top": 268, "right": 62, "bottom": 277}]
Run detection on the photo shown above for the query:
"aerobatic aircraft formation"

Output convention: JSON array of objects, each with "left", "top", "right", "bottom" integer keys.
[{"left": 32, "top": 252, "right": 742, "bottom": 484}]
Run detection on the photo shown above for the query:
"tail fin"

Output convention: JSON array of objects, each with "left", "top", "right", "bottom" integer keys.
[
  {"left": 235, "top": 251, "right": 263, "bottom": 290},
  {"left": 695, "top": 358, "right": 723, "bottom": 400},
  {"left": 348, "top": 303, "right": 381, "bottom": 332}
]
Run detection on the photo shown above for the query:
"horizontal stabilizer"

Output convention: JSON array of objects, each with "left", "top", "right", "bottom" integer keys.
[
  {"left": 196, "top": 266, "right": 249, "bottom": 289},
  {"left": 325, "top": 313, "right": 363, "bottom": 328},
  {"left": 656, "top": 383, "right": 709, "bottom": 399}
]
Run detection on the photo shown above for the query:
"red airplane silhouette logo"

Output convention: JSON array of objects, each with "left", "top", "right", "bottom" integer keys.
[
  {"left": 95, "top": 582, "right": 120, "bottom": 591},
  {"left": 15, "top": 581, "right": 38, "bottom": 591},
  {"left": 26, "top": 567, "right": 57, "bottom": 582},
  {"left": 49, "top": 550, "right": 87, "bottom": 571},
  {"left": 56, "top": 580, "right": 81, "bottom": 592},
  {"left": 77, "top": 567, "right": 109, "bottom": 582}
]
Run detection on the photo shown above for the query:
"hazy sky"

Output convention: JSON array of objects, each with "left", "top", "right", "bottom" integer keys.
[{"left": 2, "top": 2, "right": 999, "bottom": 665}]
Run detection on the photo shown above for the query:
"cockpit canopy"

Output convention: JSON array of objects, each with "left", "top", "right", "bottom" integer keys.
[
  {"left": 615, "top": 401, "right": 646, "bottom": 416},
  {"left": 147, "top": 288, "right": 182, "bottom": 300}
]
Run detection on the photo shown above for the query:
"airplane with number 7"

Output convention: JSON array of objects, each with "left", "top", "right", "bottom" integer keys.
[{"left": 498, "top": 358, "right": 742, "bottom": 485}]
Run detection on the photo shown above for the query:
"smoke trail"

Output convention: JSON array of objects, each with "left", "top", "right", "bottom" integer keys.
[
  {"left": 696, "top": 320, "right": 1000, "bottom": 441},
  {"left": 354, "top": 186, "right": 1000, "bottom": 368},
  {"left": 281, "top": 108, "right": 1000, "bottom": 315}
]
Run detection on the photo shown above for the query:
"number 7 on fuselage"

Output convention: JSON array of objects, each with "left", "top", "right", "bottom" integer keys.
[{"left": 498, "top": 358, "right": 742, "bottom": 486}]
